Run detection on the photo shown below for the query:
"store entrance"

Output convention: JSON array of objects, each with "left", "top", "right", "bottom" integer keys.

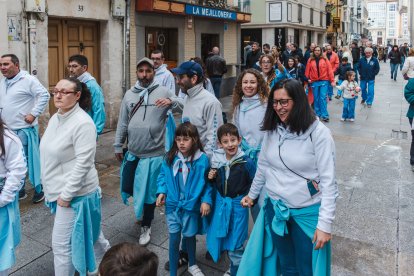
[
  {"left": 145, "top": 28, "right": 178, "bottom": 69},
  {"left": 201, "top": 33, "right": 220, "bottom": 63}
]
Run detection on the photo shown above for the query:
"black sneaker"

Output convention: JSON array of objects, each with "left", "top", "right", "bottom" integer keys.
[
  {"left": 19, "top": 189, "right": 27, "bottom": 200},
  {"left": 322, "top": 118, "right": 330, "bottom": 122},
  {"left": 164, "top": 250, "right": 188, "bottom": 271},
  {"left": 205, "top": 251, "right": 213, "bottom": 261},
  {"left": 361, "top": 99, "right": 365, "bottom": 104},
  {"left": 32, "top": 191, "right": 45, "bottom": 204}
]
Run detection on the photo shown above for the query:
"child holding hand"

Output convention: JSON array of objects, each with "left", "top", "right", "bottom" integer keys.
[{"left": 156, "top": 122, "right": 212, "bottom": 276}]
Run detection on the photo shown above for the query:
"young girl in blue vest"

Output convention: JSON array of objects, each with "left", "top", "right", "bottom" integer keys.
[
  {"left": 0, "top": 119, "right": 27, "bottom": 276},
  {"left": 156, "top": 122, "right": 212, "bottom": 276}
]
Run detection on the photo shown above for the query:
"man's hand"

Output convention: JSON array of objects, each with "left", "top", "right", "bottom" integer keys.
[
  {"left": 57, "top": 196, "right": 71, "bottom": 208},
  {"left": 200, "top": 203, "right": 211, "bottom": 217},
  {"left": 312, "top": 229, "right": 332, "bottom": 250},
  {"left": 156, "top": 194, "right": 166, "bottom": 207},
  {"left": 207, "top": 169, "right": 217, "bottom": 180},
  {"left": 24, "top": 114, "right": 36, "bottom": 124},
  {"left": 115, "top": 153, "right": 124, "bottom": 163},
  {"left": 240, "top": 195, "right": 254, "bottom": 208},
  {"left": 331, "top": 81, "right": 336, "bottom": 87},
  {"left": 155, "top": 98, "right": 172, "bottom": 107}
]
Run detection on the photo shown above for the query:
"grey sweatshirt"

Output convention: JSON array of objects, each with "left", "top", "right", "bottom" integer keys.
[
  {"left": 114, "top": 82, "right": 172, "bottom": 158},
  {"left": 181, "top": 83, "right": 223, "bottom": 158}
]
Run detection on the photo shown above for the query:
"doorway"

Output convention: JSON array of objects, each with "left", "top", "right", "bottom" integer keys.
[
  {"left": 48, "top": 18, "right": 100, "bottom": 114},
  {"left": 145, "top": 28, "right": 178, "bottom": 69},
  {"left": 201, "top": 33, "right": 220, "bottom": 63}
]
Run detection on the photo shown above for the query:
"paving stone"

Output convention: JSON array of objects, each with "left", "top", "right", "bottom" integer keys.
[
  {"left": 10, "top": 251, "right": 54, "bottom": 276},
  {"left": 12, "top": 234, "right": 51, "bottom": 271}
]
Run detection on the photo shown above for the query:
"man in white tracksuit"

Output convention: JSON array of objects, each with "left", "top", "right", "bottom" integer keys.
[{"left": 151, "top": 50, "right": 175, "bottom": 94}]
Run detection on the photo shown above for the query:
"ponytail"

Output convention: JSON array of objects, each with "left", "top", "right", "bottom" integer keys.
[{"left": 65, "top": 78, "right": 92, "bottom": 112}]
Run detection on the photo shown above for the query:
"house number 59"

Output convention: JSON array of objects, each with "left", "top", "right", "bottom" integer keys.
[{"left": 78, "top": 5, "right": 84, "bottom": 12}]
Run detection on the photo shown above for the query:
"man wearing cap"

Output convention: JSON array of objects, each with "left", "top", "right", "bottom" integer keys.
[
  {"left": 114, "top": 57, "right": 178, "bottom": 246},
  {"left": 171, "top": 61, "right": 223, "bottom": 158}
]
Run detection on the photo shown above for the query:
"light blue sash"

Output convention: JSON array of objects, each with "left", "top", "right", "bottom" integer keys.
[
  {"left": 0, "top": 197, "right": 21, "bottom": 271},
  {"left": 165, "top": 110, "right": 176, "bottom": 152},
  {"left": 238, "top": 197, "right": 331, "bottom": 276},
  {"left": 46, "top": 189, "right": 102, "bottom": 276},
  {"left": 20, "top": 127, "right": 42, "bottom": 193},
  {"left": 240, "top": 138, "right": 261, "bottom": 165}
]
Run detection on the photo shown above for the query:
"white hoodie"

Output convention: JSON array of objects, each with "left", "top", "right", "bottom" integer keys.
[
  {"left": 155, "top": 64, "right": 175, "bottom": 93},
  {"left": 248, "top": 120, "right": 338, "bottom": 233},
  {"left": 0, "top": 128, "right": 27, "bottom": 207}
]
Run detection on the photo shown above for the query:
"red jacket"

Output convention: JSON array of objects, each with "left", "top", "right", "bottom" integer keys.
[
  {"left": 327, "top": 51, "right": 340, "bottom": 72},
  {"left": 305, "top": 57, "right": 334, "bottom": 83}
]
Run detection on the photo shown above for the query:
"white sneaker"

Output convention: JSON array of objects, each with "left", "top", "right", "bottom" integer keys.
[
  {"left": 349, "top": 118, "right": 355, "bottom": 122},
  {"left": 340, "top": 118, "right": 345, "bottom": 122},
  {"left": 139, "top": 226, "right": 151, "bottom": 246},
  {"left": 223, "top": 268, "right": 231, "bottom": 276},
  {"left": 188, "top": 264, "right": 205, "bottom": 276}
]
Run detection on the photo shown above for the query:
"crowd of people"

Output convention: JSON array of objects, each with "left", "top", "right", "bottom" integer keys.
[{"left": 0, "top": 37, "right": 412, "bottom": 276}]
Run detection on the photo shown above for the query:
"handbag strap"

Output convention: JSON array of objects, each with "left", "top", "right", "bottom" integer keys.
[{"left": 127, "top": 84, "right": 159, "bottom": 124}]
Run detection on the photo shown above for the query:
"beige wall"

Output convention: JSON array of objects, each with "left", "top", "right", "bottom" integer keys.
[
  {"left": 184, "top": 17, "right": 196, "bottom": 61},
  {"left": 48, "top": 0, "right": 110, "bottom": 20},
  {"left": 223, "top": 22, "right": 238, "bottom": 64}
]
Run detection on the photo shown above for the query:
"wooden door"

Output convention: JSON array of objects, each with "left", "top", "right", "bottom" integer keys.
[{"left": 48, "top": 19, "right": 100, "bottom": 115}]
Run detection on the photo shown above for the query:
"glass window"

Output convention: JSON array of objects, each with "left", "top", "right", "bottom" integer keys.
[{"left": 389, "top": 4, "right": 396, "bottom": 11}]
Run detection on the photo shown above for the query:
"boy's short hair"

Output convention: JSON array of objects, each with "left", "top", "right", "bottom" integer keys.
[
  {"left": 217, "top": 123, "right": 240, "bottom": 143},
  {"left": 341, "top": 57, "right": 348, "bottom": 62},
  {"left": 99, "top": 242, "right": 158, "bottom": 276}
]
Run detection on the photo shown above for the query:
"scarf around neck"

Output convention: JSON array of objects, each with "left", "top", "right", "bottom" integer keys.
[
  {"left": 172, "top": 150, "right": 203, "bottom": 185},
  {"left": 211, "top": 148, "right": 245, "bottom": 180},
  {"left": 77, "top": 72, "right": 95, "bottom": 83},
  {"left": 131, "top": 80, "right": 159, "bottom": 105},
  {"left": 240, "top": 94, "right": 262, "bottom": 112}
]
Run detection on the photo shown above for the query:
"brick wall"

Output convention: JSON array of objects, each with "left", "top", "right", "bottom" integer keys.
[
  {"left": 184, "top": 17, "right": 196, "bottom": 61},
  {"left": 223, "top": 22, "right": 238, "bottom": 64},
  {"left": 130, "top": 0, "right": 137, "bottom": 86}
]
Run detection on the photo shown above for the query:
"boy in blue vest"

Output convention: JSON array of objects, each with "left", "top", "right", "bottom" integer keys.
[{"left": 206, "top": 123, "right": 256, "bottom": 276}]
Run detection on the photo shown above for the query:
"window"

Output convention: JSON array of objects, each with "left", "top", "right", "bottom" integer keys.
[
  {"left": 320, "top": 11, "right": 323, "bottom": 27},
  {"left": 389, "top": 21, "right": 395, "bottom": 28},
  {"left": 389, "top": 4, "right": 396, "bottom": 11},
  {"left": 298, "top": 4, "right": 302, "bottom": 23},
  {"left": 377, "top": 31, "right": 382, "bottom": 36},
  {"left": 389, "top": 29, "right": 395, "bottom": 36},
  {"left": 310, "top": 8, "right": 314, "bottom": 25}
]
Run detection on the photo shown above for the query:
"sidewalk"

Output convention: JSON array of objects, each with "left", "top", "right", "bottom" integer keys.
[{"left": 11, "top": 63, "right": 414, "bottom": 275}]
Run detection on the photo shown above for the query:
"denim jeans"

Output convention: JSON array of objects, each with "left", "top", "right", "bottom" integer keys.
[
  {"left": 336, "top": 79, "right": 343, "bottom": 96},
  {"left": 360, "top": 80, "right": 375, "bottom": 105},
  {"left": 273, "top": 218, "right": 313, "bottom": 276},
  {"left": 311, "top": 81, "right": 330, "bottom": 119},
  {"left": 228, "top": 246, "right": 244, "bottom": 275},
  {"left": 401, "top": 56, "right": 405, "bottom": 70},
  {"left": 390, "top": 63, "right": 399, "bottom": 80},
  {"left": 410, "top": 118, "right": 414, "bottom": 165},
  {"left": 342, "top": 98, "right": 356, "bottom": 119},
  {"left": 169, "top": 233, "right": 196, "bottom": 276},
  {"left": 353, "top": 62, "right": 359, "bottom": 83},
  {"left": 210, "top": 77, "right": 223, "bottom": 99},
  {"left": 327, "top": 85, "right": 333, "bottom": 99}
]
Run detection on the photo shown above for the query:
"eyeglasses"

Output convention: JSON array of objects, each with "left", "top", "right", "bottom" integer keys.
[
  {"left": 272, "top": 98, "right": 293, "bottom": 107},
  {"left": 51, "top": 89, "right": 78, "bottom": 96}
]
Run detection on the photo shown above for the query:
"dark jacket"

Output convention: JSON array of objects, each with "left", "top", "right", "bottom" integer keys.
[
  {"left": 210, "top": 156, "right": 256, "bottom": 198},
  {"left": 304, "top": 49, "right": 312, "bottom": 66},
  {"left": 246, "top": 50, "right": 262, "bottom": 69},
  {"left": 351, "top": 47, "right": 360, "bottom": 64},
  {"left": 388, "top": 50, "right": 402, "bottom": 64},
  {"left": 335, "top": 63, "right": 353, "bottom": 80},
  {"left": 359, "top": 57, "right": 380, "bottom": 81},
  {"left": 206, "top": 55, "right": 227, "bottom": 77},
  {"left": 287, "top": 64, "right": 307, "bottom": 84}
]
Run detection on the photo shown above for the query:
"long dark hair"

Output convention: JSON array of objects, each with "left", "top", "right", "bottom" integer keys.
[
  {"left": 166, "top": 122, "right": 204, "bottom": 166},
  {"left": 0, "top": 118, "right": 6, "bottom": 157},
  {"left": 64, "top": 77, "right": 92, "bottom": 112},
  {"left": 261, "top": 79, "right": 316, "bottom": 134}
]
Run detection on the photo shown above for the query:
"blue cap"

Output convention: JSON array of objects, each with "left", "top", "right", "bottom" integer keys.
[{"left": 171, "top": 61, "right": 203, "bottom": 77}]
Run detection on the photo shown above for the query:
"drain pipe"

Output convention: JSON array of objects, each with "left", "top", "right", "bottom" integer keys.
[{"left": 123, "top": 0, "right": 131, "bottom": 93}]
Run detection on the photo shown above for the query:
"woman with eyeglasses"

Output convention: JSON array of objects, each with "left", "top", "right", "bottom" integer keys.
[
  {"left": 232, "top": 69, "right": 269, "bottom": 221},
  {"left": 259, "top": 54, "right": 289, "bottom": 91},
  {"left": 239, "top": 79, "right": 337, "bottom": 275},
  {"left": 0, "top": 117, "right": 27, "bottom": 276},
  {"left": 40, "top": 78, "right": 110, "bottom": 275}
]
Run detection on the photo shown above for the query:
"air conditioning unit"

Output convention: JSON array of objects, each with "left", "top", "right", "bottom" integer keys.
[{"left": 25, "top": 0, "right": 46, "bottom": 13}]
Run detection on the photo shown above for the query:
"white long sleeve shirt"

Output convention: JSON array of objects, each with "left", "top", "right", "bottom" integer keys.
[
  {"left": 248, "top": 120, "right": 338, "bottom": 233},
  {"left": 0, "top": 71, "right": 50, "bottom": 130},
  {"left": 401, "top": 56, "right": 414, "bottom": 79},
  {"left": 40, "top": 104, "right": 99, "bottom": 202},
  {"left": 0, "top": 128, "right": 27, "bottom": 207}
]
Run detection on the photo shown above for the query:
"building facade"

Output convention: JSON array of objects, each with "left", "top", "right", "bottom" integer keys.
[
  {"left": 241, "top": 0, "right": 327, "bottom": 53},
  {"left": 134, "top": 0, "right": 251, "bottom": 97},
  {"left": 0, "top": 0, "right": 126, "bottom": 128}
]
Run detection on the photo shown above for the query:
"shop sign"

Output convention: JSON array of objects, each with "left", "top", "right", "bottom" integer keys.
[{"left": 185, "top": 4, "right": 236, "bottom": 21}]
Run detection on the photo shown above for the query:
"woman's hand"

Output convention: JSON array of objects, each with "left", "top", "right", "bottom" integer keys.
[
  {"left": 57, "top": 197, "right": 71, "bottom": 208},
  {"left": 207, "top": 169, "right": 217, "bottom": 180},
  {"left": 200, "top": 203, "right": 211, "bottom": 217},
  {"left": 240, "top": 195, "right": 254, "bottom": 208},
  {"left": 312, "top": 229, "right": 332, "bottom": 250},
  {"left": 156, "top": 194, "right": 166, "bottom": 207}
]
